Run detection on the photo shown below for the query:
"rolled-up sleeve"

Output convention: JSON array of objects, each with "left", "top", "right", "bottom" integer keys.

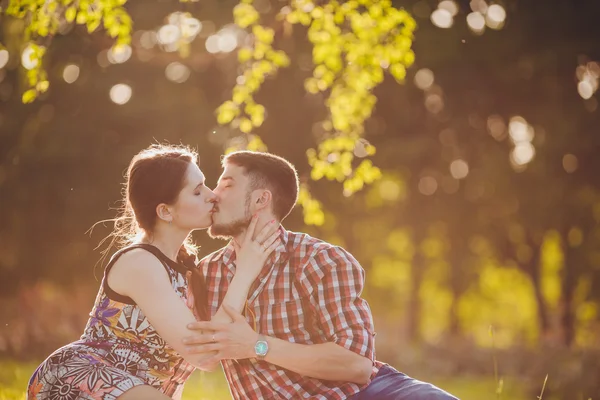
[{"left": 301, "top": 246, "right": 376, "bottom": 361}]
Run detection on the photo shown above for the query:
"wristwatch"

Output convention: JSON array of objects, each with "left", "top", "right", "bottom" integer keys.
[{"left": 254, "top": 334, "right": 269, "bottom": 360}]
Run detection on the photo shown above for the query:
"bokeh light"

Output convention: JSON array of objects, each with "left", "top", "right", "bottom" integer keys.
[
  {"left": 419, "top": 176, "right": 438, "bottom": 195},
  {"left": 450, "top": 159, "right": 469, "bottom": 179},
  {"left": 438, "top": 0, "right": 459, "bottom": 16},
  {"left": 578, "top": 80, "right": 594, "bottom": 100},
  {"left": 107, "top": 45, "right": 132, "bottom": 64},
  {"left": 165, "top": 62, "right": 190, "bottom": 83},
  {"left": 157, "top": 24, "right": 181, "bottom": 45},
  {"left": 562, "top": 154, "right": 578, "bottom": 173},
  {"left": 139, "top": 31, "right": 157, "bottom": 49},
  {"left": 0, "top": 50, "right": 9, "bottom": 69},
  {"left": 109, "top": 84, "right": 132, "bottom": 105},
  {"left": 378, "top": 180, "right": 402, "bottom": 201},
  {"left": 509, "top": 116, "right": 533, "bottom": 143},
  {"left": 470, "top": 0, "right": 488, "bottom": 14},
  {"left": 511, "top": 142, "right": 535, "bottom": 165},
  {"left": 467, "top": 12, "right": 486, "bottom": 34},
  {"left": 205, "top": 35, "right": 220, "bottom": 54},
  {"left": 21, "top": 45, "right": 38, "bottom": 70},
  {"left": 486, "top": 4, "right": 506, "bottom": 29},
  {"left": 487, "top": 115, "right": 507, "bottom": 141},
  {"left": 431, "top": 8, "right": 454, "bottom": 29},
  {"left": 218, "top": 30, "right": 238, "bottom": 53},
  {"left": 425, "top": 93, "right": 444, "bottom": 114},
  {"left": 414, "top": 68, "right": 435, "bottom": 90},
  {"left": 575, "top": 62, "right": 599, "bottom": 100},
  {"left": 62, "top": 64, "right": 80, "bottom": 84}
]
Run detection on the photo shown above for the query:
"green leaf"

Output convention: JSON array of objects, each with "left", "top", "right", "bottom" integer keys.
[
  {"left": 36, "top": 80, "right": 50, "bottom": 92},
  {"left": 65, "top": 7, "right": 77, "bottom": 23},
  {"left": 390, "top": 63, "right": 406, "bottom": 82},
  {"left": 238, "top": 48, "right": 253, "bottom": 63},
  {"left": 22, "top": 89, "right": 37, "bottom": 104},
  {"left": 240, "top": 118, "right": 253, "bottom": 133}
]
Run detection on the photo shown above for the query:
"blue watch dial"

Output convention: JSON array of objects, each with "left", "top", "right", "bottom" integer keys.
[{"left": 255, "top": 341, "right": 268, "bottom": 356}]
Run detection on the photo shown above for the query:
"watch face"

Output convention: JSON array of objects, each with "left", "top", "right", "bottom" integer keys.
[{"left": 255, "top": 341, "right": 268, "bottom": 356}]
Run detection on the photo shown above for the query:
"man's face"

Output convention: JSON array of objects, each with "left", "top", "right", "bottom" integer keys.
[{"left": 208, "top": 163, "right": 253, "bottom": 239}]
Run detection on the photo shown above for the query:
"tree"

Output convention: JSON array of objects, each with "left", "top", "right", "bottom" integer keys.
[{"left": 1, "top": 0, "right": 417, "bottom": 221}]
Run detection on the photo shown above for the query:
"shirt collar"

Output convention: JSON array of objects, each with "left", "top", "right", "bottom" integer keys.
[{"left": 218, "top": 225, "right": 290, "bottom": 269}]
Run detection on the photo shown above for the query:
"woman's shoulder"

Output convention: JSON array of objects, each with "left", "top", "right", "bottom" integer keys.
[{"left": 108, "top": 247, "right": 172, "bottom": 292}]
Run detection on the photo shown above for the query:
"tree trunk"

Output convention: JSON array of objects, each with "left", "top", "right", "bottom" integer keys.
[{"left": 407, "top": 231, "right": 425, "bottom": 344}]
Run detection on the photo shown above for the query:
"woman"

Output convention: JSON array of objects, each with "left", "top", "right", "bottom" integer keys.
[{"left": 27, "top": 144, "right": 280, "bottom": 399}]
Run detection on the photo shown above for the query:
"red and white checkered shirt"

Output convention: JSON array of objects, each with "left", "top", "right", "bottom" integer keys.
[{"left": 199, "top": 227, "right": 382, "bottom": 399}]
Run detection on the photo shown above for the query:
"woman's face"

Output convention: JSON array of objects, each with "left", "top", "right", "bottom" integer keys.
[{"left": 170, "top": 163, "right": 216, "bottom": 230}]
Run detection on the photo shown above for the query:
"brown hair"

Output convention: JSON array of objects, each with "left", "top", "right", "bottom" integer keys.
[
  {"left": 97, "top": 144, "right": 208, "bottom": 320},
  {"left": 223, "top": 151, "right": 299, "bottom": 221}
]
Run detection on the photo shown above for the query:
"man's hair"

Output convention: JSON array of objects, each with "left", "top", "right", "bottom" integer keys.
[{"left": 222, "top": 151, "right": 299, "bottom": 221}]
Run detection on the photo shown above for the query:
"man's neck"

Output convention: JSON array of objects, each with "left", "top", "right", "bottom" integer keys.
[{"left": 231, "top": 218, "right": 278, "bottom": 249}]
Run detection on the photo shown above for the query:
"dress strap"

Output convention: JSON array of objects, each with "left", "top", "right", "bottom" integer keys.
[{"left": 102, "top": 244, "right": 187, "bottom": 304}]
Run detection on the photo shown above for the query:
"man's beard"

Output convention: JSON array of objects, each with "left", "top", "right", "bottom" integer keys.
[{"left": 208, "top": 195, "right": 252, "bottom": 240}]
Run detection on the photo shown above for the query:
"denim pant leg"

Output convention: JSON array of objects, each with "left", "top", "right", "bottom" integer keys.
[{"left": 350, "top": 365, "right": 459, "bottom": 400}]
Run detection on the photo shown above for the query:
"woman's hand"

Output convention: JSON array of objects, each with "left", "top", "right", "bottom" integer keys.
[{"left": 233, "top": 215, "right": 280, "bottom": 279}]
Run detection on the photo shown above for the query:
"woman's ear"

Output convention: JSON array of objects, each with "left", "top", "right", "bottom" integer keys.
[{"left": 156, "top": 203, "right": 173, "bottom": 223}]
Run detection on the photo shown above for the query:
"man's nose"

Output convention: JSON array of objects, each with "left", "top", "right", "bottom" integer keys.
[{"left": 205, "top": 188, "right": 218, "bottom": 203}]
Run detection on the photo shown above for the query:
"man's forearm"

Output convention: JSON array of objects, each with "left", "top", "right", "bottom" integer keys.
[{"left": 264, "top": 338, "right": 373, "bottom": 384}]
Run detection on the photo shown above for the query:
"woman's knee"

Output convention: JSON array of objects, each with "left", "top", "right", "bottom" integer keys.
[{"left": 119, "top": 385, "right": 171, "bottom": 400}]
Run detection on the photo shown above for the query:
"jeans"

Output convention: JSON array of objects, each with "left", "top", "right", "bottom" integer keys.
[{"left": 349, "top": 365, "right": 459, "bottom": 400}]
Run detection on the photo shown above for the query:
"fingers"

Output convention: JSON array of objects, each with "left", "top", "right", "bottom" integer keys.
[
  {"left": 187, "top": 321, "right": 227, "bottom": 331},
  {"left": 186, "top": 343, "right": 222, "bottom": 354},
  {"left": 244, "top": 215, "right": 259, "bottom": 245},
  {"left": 265, "top": 239, "right": 281, "bottom": 254},
  {"left": 261, "top": 230, "right": 280, "bottom": 250},
  {"left": 254, "top": 219, "right": 277, "bottom": 244},
  {"left": 182, "top": 333, "right": 215, "bottom": 345}
]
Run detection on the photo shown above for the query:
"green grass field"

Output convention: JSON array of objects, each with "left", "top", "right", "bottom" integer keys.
[{"left": 0, "top": 360, "right": 529, "bottom": 400}]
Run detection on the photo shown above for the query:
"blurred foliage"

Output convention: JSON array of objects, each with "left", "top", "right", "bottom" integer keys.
[
  {"left": 2, "top": 0, "right": 131, "bottom": 101},
  {"left": 1, "top": 0, "right": 417, "bottom": 224}
]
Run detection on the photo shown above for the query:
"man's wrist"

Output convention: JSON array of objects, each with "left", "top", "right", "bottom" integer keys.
[{"left": 253, "top": 333, "right": 269, "bottom": 360}]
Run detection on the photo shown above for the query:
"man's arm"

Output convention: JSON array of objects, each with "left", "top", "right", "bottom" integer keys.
[
  {"left": 263, "top": 331, "right": 373, "bottom": 384},
  {"left": 185, "top": 306, "right": 373, "bottom": 384},
  {"left": 185, "top": 245, "right": 376, "bottom": 384}
]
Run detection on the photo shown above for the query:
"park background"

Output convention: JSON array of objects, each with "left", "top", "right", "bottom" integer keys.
[{"left": 1, "top": 0, "right": 600, "bottom": 399}]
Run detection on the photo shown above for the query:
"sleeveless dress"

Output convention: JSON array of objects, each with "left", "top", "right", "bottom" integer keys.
[{"left": 27, "top": 244, "right": 199, "bottom": 400}]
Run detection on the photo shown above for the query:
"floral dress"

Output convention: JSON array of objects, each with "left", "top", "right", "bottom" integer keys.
[{"left": 27, "top": 244, "right": 198, "bottom": 400}]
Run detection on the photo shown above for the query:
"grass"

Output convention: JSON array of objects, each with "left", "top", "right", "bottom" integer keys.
[{"left": 0, "top": 360, "right": 529, "bottom": 400}]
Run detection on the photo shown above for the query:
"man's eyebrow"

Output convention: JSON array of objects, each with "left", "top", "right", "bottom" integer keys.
[{"left": 219, "top": 176, "right": 234, "bottom": 183}]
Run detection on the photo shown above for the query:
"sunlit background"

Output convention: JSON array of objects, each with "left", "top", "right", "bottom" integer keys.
[{"left": 1, "top": 0, "right": 600, "bottom": 399}]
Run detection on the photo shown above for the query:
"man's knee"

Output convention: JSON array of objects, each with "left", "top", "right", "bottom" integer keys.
[
  {"left": 356, "top": 366, "right": 459, "bottom": 400},
  {"left": 414, "top": 383, "right": 459, "bottom": 400}
]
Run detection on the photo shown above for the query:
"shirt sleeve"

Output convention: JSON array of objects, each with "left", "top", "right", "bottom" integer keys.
[{"left": 300, "top": 245, "right": 376, "bottom": 361}]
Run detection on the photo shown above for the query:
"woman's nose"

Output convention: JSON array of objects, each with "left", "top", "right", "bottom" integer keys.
[{"left": 205, "top": 188, "right": 217, "bottom": 202}]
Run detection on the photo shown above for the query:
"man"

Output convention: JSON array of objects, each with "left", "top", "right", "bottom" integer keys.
[{"left": 184, "top": 151, "right": 458, "bottom": 399}]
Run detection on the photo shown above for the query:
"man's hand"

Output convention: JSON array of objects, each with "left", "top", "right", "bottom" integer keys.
[{"left": 184, "top": 305, "right": 259, "bottom": 365}]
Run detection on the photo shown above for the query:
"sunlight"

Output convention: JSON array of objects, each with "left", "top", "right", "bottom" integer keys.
[{"left": 109, "top": 84, "right": 132, "bottom": 105}]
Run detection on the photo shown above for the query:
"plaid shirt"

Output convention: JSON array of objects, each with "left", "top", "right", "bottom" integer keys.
[{"left": 199, "top": 227, "right": 382, "bottom": 399}]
